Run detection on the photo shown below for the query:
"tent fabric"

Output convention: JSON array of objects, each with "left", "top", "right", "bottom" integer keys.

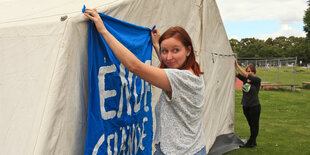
[
  {"left": 0, "top": 0, "right": 238, "bottom": 154},
  {"left": 85, "top": 13, "right": 153, "bottom": 155},
  {"left": 208, "top": 133, "right": 244, "bottom": 155}
]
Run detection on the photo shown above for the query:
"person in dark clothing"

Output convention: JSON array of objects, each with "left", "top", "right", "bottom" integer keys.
[{"left": 235, "top": 60, "right": 261, "bottom": 148}]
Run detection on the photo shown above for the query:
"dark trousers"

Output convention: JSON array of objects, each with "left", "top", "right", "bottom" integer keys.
[{"left": 243, "top": 104, "right": 261, "bottom": 145}]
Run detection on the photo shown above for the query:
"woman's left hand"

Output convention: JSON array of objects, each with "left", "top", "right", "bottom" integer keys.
[
  {"left": 84, "top": 8, "right": 108, "bottom": 35},
  {"left": 151, "top": 28, "right": 160, "bottom": 57},
  {"left": 151, "top": 28, "right": 160, "bottom": 46}
]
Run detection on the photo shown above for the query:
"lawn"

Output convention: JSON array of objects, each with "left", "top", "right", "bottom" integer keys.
[
  {"left": 225, "top": 89, "right": 310, "bottom": 155},
  {"left": 255, "top": 67, "right": 310, "bottom": 87}
]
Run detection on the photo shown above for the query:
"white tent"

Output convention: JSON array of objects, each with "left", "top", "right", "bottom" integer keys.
[{"left": 0, "top": 0, "right": 240, "bottom": 154}]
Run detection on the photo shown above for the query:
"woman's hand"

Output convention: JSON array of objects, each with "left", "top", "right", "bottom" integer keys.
[
  {"left": 235, "top": 59, "right": 249, "bottom": 78},
  {"left": 84, "top": 8, "right": 108, "bottom": 35},
  {"left": 151, "top": 29, "right": 160, "bottom": 45},
  {"left": 235, "top": 60, "right": 239, "bottom": 76},
  {"left": 235, "top": 59, "right": 239, "bottom": 67},
  {"left": 151, "top": 28, "right": 160, "bottom": 57}
]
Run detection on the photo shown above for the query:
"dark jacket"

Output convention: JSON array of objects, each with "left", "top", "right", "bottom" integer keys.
[{"left": 237, "top": 74, "right": 261, "bottom": 107}]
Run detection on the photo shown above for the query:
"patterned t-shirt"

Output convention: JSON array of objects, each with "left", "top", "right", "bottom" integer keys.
[{"left": 154, "top": 69, "right": 206, "bottom": 154}]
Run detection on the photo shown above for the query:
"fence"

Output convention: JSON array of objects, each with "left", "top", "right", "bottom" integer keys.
[{"left": 237, "top": 57, "right": 297, "bottom": 91}]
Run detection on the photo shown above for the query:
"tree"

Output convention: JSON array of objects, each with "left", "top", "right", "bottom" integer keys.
[
  {"left": 304, "top": 0, "right": 310, "bottom": 39},
  {"left": 229, "top": 39, "right": 241, "bottom": 54},
  {"left": 238, "top": 38, "right": 264, "bottom": 57},
  {"left": 303, "top": 0, "right": 310, "bottom": 65},
  {"left": 229, "top": 36, "right": 310, "bottom": 64}
]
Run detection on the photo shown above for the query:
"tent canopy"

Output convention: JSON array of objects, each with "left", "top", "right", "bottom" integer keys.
[{"left": 0, "top": 0, "right": 239, "bottom": 154}]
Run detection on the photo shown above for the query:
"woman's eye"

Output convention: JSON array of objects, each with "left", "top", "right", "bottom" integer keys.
[
  {"left": 173, "top": 49, "right": 179, "bottom": 52},
  {"left": 161, "top": 50, "right": 168, "bottom": 54}
]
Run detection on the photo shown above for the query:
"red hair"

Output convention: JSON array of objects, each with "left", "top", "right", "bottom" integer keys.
[{"left": 159, "top": 26, "right": 203, "bottom": 76}]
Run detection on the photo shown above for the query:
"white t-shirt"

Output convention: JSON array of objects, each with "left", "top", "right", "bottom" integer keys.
[{"left": 154, "top": 69, "right": 206, "bottom": 154}]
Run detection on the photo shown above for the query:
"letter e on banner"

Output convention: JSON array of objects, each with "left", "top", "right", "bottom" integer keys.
[{"left": 98, "top": 65, "right": 117, "bottom": 120}]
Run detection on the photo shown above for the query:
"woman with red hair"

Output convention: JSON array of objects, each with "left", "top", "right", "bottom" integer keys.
[{"left": 84, "top": 8, "right": 206, "bottom": 154}]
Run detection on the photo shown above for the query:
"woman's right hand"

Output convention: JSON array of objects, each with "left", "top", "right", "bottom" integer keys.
[{"left": 84, "top": 8, "right": 108, "bottom": 35}]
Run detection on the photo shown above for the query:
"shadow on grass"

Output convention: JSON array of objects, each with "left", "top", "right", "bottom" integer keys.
[
  {"left": 261, "top": 87, "right": 298, "bottom": 92},
  {"left": 262, "top": 86, "right": 310, "bottom": 92},
  {"left": 302, "top": 84, "right": 310, "bottom": 89}
]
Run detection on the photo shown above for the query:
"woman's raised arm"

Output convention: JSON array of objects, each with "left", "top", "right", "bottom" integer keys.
[
  {"left": 235, "top": 60, "right": 249, "bottom": 78},
  {"left": 84, "top": 8, "right": 171, "bottom": 92}
]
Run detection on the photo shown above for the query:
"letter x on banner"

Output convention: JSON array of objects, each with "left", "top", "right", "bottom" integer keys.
[{"left": 85, "top": 13, "right": 153, "bottom": 155}]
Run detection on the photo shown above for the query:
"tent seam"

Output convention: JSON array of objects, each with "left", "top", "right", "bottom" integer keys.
[{"left": 32, "top": 18, "right": 70, "bottom": 155}]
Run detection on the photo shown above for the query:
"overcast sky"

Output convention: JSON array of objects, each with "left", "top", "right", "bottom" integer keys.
[{"left": 216, "top": 0, "right": 308, "bottom": 40}]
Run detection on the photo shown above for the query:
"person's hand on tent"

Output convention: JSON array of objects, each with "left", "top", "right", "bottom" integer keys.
[
  {"left": 151, "top": 28, "right": 160, "bottom": 58},
  {"left": 235, "top": 59, "right": 239, "bottom": 67},
  {"left": 84, "top": 8, "right": 107, "bottom": 35},
  {"left": 235, "top": 59, "right": 249, "bottom": 78},
  {"left": 235, "top": 60, "right": 240, "bottom": 76}
]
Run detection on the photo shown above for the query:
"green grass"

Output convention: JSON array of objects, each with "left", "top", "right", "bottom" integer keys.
[
  {"left": 225, "top": 89, "right": 310, "bottom": 155},
  {"left": 255, "top": 67, "right": 310, "bottom": 87},
  {"left": 225, "top": 66, "right": 310, "bottom": 154}
]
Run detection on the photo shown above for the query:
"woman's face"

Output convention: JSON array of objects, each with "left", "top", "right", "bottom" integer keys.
[
  {"left": 246, "top": 68, "right": 255, "bottom": 76},
  {"left": 160, "top": 37, "right": 191, "bottom": 69}
]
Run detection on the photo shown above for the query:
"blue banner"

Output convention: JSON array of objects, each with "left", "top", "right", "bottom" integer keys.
[{"left": 85, "top": 13, "right": 153, "bottom": 155}]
